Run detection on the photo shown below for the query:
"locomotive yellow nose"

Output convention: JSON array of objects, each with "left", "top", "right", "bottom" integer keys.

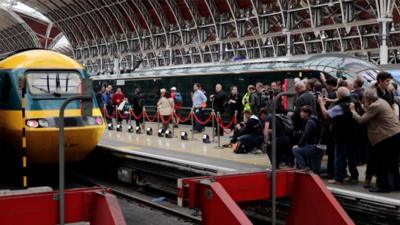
[{"left": 26, "top": 125, "right": 104, "bottom": 164}]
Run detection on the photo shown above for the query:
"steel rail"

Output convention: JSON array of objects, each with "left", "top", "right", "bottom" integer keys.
[{"left": 74, "top": 174, "right": 201, "bottom": 224}]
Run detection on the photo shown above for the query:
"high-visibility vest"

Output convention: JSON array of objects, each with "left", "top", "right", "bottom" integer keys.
[{"left": 242, "top": 92, "right": 251, "bottom": 111}]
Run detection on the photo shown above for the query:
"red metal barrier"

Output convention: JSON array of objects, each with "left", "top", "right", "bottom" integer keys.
[
  {"left": 0, "top": 187, "right": 126, "bottom": 225},
  {"left": 178, "top": 170, "right": 354, "bottom": 225}
]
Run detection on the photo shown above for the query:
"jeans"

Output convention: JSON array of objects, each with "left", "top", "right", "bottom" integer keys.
[
  {"left": 374, "top": 133, "right": 400, "bottom": 190},
  {"left": 237, "top": 134, "right": 264, "bottom": 151},
  {"left": 334, "top": 143, "right": 359, "bottom": 181},
  {"left": 193, "top": 108, "right": 204, "bottom": 132},
  {"left": 293, "top": 144, "right": 323, "bottom": 173}
]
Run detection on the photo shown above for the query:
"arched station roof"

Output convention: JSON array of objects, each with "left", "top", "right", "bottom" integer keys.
[
  {"left": 0, "top": 4, "right": 63, "bottom": 58},
  {"left": 14, "top": 0, "right": 400, "bottom": 73},
  {"left": 0, "top": 4, "right": 40, "bottom": 56}
]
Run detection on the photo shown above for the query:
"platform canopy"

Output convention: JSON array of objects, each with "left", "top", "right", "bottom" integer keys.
[{"left": 13, "top": 0, "right": 400, "bottom": 74}]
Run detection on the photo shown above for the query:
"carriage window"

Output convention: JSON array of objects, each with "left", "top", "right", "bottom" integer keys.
[{"left": 26, "top": 71, "right": 81, "bottom": 96}]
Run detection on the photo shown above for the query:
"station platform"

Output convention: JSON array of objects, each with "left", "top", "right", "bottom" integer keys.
[
  {"left": 99, "top": 122, "right": 400, "bottom": 205},
  {"left": 99, "top": 122, "right": 267, "bottom": 174}
]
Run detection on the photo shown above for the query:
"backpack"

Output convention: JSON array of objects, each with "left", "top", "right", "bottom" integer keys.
[
  {"left": 175, "top": 92, "right": 183, "bottom": 104},
  {"left": 255, "top": 92, "right": 267, "bottom": 108},
  {"left": 276, "top": 114, "right": 294, "bottom": 137}
]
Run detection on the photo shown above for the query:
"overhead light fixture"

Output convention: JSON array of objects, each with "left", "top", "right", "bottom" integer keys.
[
  {"left": 321, "top": 31, "right": 326, "bottom": 39},
  {"left": 267, "top": 38, "right": 272, "bottom": 45},
  {"left": 181, "top": 131, "right": 188, "bottom": 140},
  {"left": 391, "top": 24, "right": 396, "bottom": 32},
  {"left": 146, "top": 127, "right": 153, "bottom": 135},
  {"left": 202, "top": 134, "right": 211, "bottom": 144}
]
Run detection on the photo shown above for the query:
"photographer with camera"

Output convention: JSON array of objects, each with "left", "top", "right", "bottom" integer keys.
[{"left": 319, "top": 87, "right": 359, "bottom": 185}]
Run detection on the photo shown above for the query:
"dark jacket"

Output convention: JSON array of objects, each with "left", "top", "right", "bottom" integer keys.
[
  {"left": 298, "top": 116, "right": 320, "bottom": 147},
  {"left": 129, "top": 93, "right": 145, "bottom": 113},
  {"left": 250, "top": 91, "right": 267, "bottom": 114},
  {"left": 293, "top": 91, "right": 317, "bottom": 131},
  {"left": 225, "top": 93, "right": 242, "bottom": 115},
  {"left": 212, "top": 91, "right": 227, "bottom": 113},
  {"left": 332, "top": 96, "right": 359, "bottom": 144},
  {"left": 376, "top": 87, "right": 395, "bottom": 106}
]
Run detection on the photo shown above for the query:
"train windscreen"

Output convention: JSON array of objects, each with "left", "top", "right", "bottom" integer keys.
[{"left": 26, "top": 71, "right": 81, "bottom": 96}]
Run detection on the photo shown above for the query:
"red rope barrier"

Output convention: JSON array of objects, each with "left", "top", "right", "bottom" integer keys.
[
  {"left": 144, "top": 111, "right": 159, "bottom": 122},
  {"left": 193, "top": 112, "right": 214, "bottom": 125},
  {"left": 129, "top": 109, "right": 143, "bottom": 120},
  {"left": 215, "top": 115, "right": 236, "bottom": 130},
  {"left": 117, "top": 110, "right": 129, "bottom": 119},
  {"left": 103, "top": 107, "right": 116, "bottom": 119},
  {"left": 160, "top": 113, "right": 174, "bottom": 123},
  {"left": 174, "top": 111, "right": 192, "bottom": 123}
]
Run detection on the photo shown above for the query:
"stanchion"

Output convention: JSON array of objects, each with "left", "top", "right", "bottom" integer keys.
[
  {"left": 216, "top": 112, "right": 221, "bottom": 148},
  {"left": 142, "top": 106, "right": 146, "bottom": 131},
  {"left": 211, "top": 109, "right": 215, "bottom": 142},
  {"left": 156, "top": 110, "right": 160, "bottom": 131},
  {"left": 116, "top": 105, "right": 122, "bottom": 132},
  {"left": 191, "top": 109, "right": 194, "bottom": 140},
  {"left": 128, "top": 107, "right": 133, "bottom": 133},
  {"left": 270, "top": 92, "right": 295, "bottom": 225},
  {"left": 172, "top": 110, "right": 175, "bottom": 136},
  {"left": 102, "top": 106, "right": 107, "bottom": 124}
]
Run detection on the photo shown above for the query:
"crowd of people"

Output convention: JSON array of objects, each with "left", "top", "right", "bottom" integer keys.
[{"left": 96, "top": 72, "right": 400, "bottom": 193}]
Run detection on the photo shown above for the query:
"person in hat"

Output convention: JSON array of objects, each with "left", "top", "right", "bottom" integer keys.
[{"left": 170, "top": 87, "right": 182, "bottom": 128}]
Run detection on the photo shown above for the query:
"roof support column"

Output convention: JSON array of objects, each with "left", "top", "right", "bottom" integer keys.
[
  {"left": 376, "top": 0, "right": 395, "bottom": 65},
  {"left": 379, "top": 18, "right": 390, "bottom": 65},
  {"left": 284, "top": 29, "right": 291, "bottom": 56}
]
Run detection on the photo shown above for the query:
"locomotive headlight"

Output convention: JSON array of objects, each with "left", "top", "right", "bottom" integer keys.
[
  {"left": 26, "top": 119, "right": 39, "bottom": 128},
  {"left": 38, "top": 119, "right": 49, "bottom": 127}
]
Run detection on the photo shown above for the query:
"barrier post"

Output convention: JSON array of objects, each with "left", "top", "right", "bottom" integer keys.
[
  {"left": 156, "top": 110, "right": 160, "bottom": 131},
  {"left": 271, "top": 92, "right": 295, "bottom": 225},
  {"left": 216, "top": 112, "right": 221, "bottom": 148},
  {"left": 142, "top": 106, "right": 146, "bottom": 131},
  {"left": 115, "top": 105, "right": 118, "bottom": 124},
  {"left": 128, "top": 107, "right": 132, "bottom": 131},
  {"left": 211, "top": 109, "right": 215, "bottom": 141},
  {"left": 191, "top": 109, "right": 194, "bottom": 140},
  {"left": 172, "top": 110, "right": 175, "bottom": 136}
]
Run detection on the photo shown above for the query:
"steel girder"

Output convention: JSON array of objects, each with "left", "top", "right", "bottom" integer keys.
[
  {"left": 19, "top": 0, "right": 400, "bottom": 71},
  {"left": 0, "top": 5, "right": 40, "bottom": 54}
]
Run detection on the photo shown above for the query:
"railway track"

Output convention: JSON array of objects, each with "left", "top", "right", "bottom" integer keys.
[{"left": 73, "top": 174, "right": 202, "bottom": 224}]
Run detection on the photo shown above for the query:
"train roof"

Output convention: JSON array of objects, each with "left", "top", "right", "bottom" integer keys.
[
  {"left": 0, "top": 49, "right": 83, "bottom": 70},
  {"left": 93, "top": 53, "right": 380, "bottom": 82}
]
